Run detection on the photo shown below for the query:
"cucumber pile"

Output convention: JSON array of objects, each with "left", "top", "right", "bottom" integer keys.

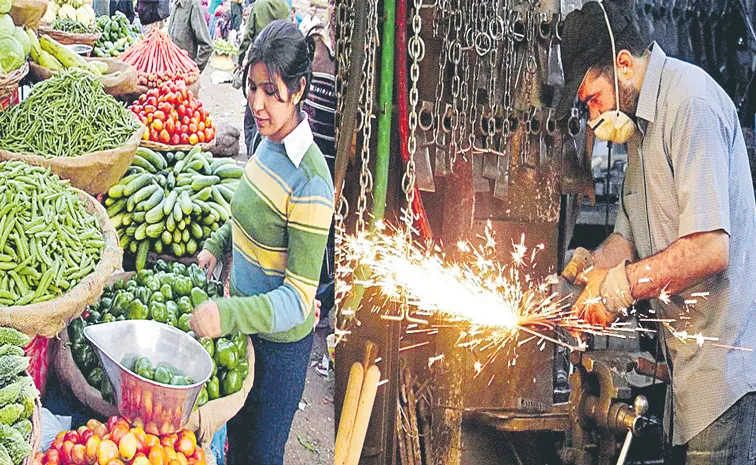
[{"left": 105, "top": 146, "right": 242, "bottom": 269}]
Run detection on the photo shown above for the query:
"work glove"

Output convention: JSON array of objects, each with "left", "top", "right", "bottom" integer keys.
[
  {"left": 561, "top": 247, "right": 593, "bottom": 284},
  {"left": 599, "top": 260, "right": 634, "bottom": 315},
  {"left": 573, "top": 261, "right": 634, "bottom": 326}
]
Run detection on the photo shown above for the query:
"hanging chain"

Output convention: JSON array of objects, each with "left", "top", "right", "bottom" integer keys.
[
  {"left": 404, "top": 0, "right": 424, "bottom": 236},
  {"left": 355, "top": 0, "right": 379, "bottom": 232},
  {"left": 521, "top": 4, "right": 538, "bottom": 168},
  {"left": 433, "top": 0, "right": 450, "bottom": 147},
  {"left": 334, "top": 0, "right": 353, "bottom": 148}
]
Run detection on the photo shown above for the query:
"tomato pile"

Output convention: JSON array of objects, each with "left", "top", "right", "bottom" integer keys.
[
  {"left": 32, "top": 417, "right": 205, "bottom": 465},
  {"left": 130, "top": 81, "right": 215, "bottom": 146}
]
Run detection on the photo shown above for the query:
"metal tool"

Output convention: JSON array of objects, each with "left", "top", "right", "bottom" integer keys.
[{"left": 413, "top": 131, "right": 436, "bottom": 192}]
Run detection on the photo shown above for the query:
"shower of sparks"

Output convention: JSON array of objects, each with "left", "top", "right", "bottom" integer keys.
[{"left": 336, "top": 220, "right": 631, "bottom": 366}]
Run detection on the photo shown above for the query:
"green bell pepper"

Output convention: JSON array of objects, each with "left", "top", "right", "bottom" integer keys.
[
  {"left": 154, "top": 366, "right": 174, "bottom": 385},
  {"left": 73, "top": 343, "right": 97, "bottom": 372},
  {"left": 144, "top": 276, "right": 161, "bottom": 293},
  {"left": 111, "top": 290, "right": 134, "bottom": 316},
  {"left": 134, "top": 287, "right": 151, "bottom": 305},
  {"left": 187, "top": 264, "right": 207, "bottom": 289},
  {"left": 87, "top": 311, "right": 102, "bottom": 324},
  {"left": 166, "top": 313, "right": 178, "bottom": 327},
  {"left": 126, "top": 280, "right": 138, "bottom": 292},
  {"left": 215, "top": 339, "right": 238, "bottom": 370},
  {"left": 149, "top": 292, "right": 165, "bottom": 306},
  {"left": 99, "top": 297, "right": 113, "bottom": 313},
  {"left": 196, "top": 386, "right": 209, "bottom": 408},
  {"left": 173, "top": 276, "right": 193, "bottom": 296},
  {"left": 237, "top": 358, "right": 249, "bottom": 379},
  {"left": 190, "top": 288, "right": 209, "bottom": 307},
  {"left": 207, "top": 376, "right": 220, "bottom": 400},
  {"left": 232, "top": 333, "right": 247, "bottom": 358},
  {"left": 126, "top": 301, "right": 148, "bottom": 320},
  {"left": 135, "top": 269, "right": 153, "bottom": 286},
  {"left": 177, "top": 296, "right": 193, "bottom": 315},
  {"left": 178, "top": 313, "right": 192, "bottom": 332},
  {"left": 68, "top": 318, "right": 86, "bottom": 345},
  {"left": 150, "top": 302, "right": 169, "bottom": 323},
  {"left": 171, "top": 262, "right": 187, "bottom": 275},
  {"left": 222, "top": 369, "right": 243, "bottom": 395},
  {"left": 154, "top": 259, "right": 171, "bottom": 273},
  {"left": 159, "top": 273, "right": 174, "bottom": 288},
  {"left": 160, "top": 284, "right": 173, "bottom": 301},
  {"left": 166, "top": 300, "right": 179, "bottom": 317},
  {"left": 211, "top": 359, "right": 218, "bottom": 377},
  {"left": 87, "top": 367, "right": 106, "bottom": 389},
  {"left": 102, "top": 313, "right": 116, "bottom": 323},
  {"left": 200, "top": 338, "right": 215, "bottom": 358},
  {"left": 113, "top": 279, "right": 126, "bottom": 291}
]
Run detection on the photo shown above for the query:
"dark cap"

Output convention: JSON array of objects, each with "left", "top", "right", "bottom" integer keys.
[{"left": 554, "top": 1, "right": 636, "bottom": 119}]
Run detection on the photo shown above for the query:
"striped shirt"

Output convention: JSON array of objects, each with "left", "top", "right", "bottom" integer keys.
[
  {"left": 615, "top": 43, "right": 756, "bottom": 445},
  {"left": 303, "top": 72, "right": 336, "bottom": 174},
  {"left": 203, "top": 117, "right": 335, "bottom": 343}
]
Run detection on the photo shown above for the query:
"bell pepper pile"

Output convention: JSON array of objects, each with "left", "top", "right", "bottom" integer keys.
[
  {"left": 130, "top": 81, "right": 215, "bottom": 146},
  {"left": 118, "top": 29, "right": 200, "bottom": 88},
  {"left": 69, "top": 261, "right": 248, "bottom": 407},
  {"left": 130, "top": 357, "right": 193, "bottom": 387},
  {"left": 31, "top": 416, "right": 206, "bottom": 465}
]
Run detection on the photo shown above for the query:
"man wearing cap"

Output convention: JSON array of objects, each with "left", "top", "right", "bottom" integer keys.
[{"left": 555, "top": 1, "right": 756, "bottom": 463}]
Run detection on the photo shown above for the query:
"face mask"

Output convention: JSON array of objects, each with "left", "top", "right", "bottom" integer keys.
[{"left": 587, "top": 0, "right": 636, "bottom": 144}]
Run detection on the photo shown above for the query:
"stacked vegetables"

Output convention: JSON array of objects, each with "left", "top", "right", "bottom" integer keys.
[
  {"left": 31, "top": 416, "right": 206, "bottom": 465},
  {"left": 211, "top": 39, "right": 237, "bottom": 57},
  {"left": 94, "top": 13, "right": 140, "bottom": 58},
  {"left": 0, "top": 327, "right": 38, "bottom": 465},
  {"left": 0, "top": 70, "right": 140, "bottom": 158},
  {"left": 0, "top": 6, "right": 31, "bottom": 75},
  {"left": 118, "top": 29, "right": 199, "bottom": 88},
  {"left": 105, "top": 146, "right": 241, "bottom": 268},
  {"left": 51, "top": 17, "right": 95, "bottom": 34},
  {"left": 28, "top": 33, "right": 108, "bottom": 75},
  {"left": 130, "top": 80, "right": 215, "bottom": 146},
  {"left": 0, "top": 162, "right": 105, "bottom": 306},
  {"left": 70, "top": 263, "right": 248, "bottom": 407},
  {"left": 41, "top": 0, "right": 96, "bottom": 29},
  {"left": 130, "top": 357, "right": 193, "bottom": 386}
]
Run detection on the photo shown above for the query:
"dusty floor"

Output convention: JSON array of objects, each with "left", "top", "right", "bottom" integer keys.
[{"left": 198, "top": 68, "right": 336, "bottom": 465}]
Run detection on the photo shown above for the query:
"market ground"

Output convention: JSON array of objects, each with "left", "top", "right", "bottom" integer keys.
[{"left": 198, "top": 68, "right": 336, "bottom": 465}]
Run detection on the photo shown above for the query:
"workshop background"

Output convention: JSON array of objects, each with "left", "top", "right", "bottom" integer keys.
[{"left": 332, "top": 0, "right": 756, "bottom": 464}]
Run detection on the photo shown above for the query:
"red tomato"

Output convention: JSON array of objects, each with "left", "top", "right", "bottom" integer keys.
[
  {"left": 197, "top": 131, "right": 205, "bottom": 143},
  {"left": 188, "top": 123, "right": 197, "bottom": 134},
  {"left": 198, "top": 122, "right": 205, "bottom": 132},
  {"left": 80, "top": 429, "right": 94, "bottom": 445},
  {"left": 204, "top": 128, "right": 214, "bottom": 141},
  {"left": 150, "top": 129, "right": 159, "bottom": 142},
  {"left": 188, "top": 133, "right": 199, "bottom": 145},
  {"left": 61, "top": 440, "right": 75, "bottom": 464},
  {"left": 140, "top": 117, "right": 149, "bottom": 126},
  {"left": 180, "top": 124, "right": 189, "bottom": 134},
  {"left": 159, "top": 130, "right": 171, "bottom": 144},
  {"left": 143, "top": 105, "right": 156, "bottom": 114},
  {"left": 131, "top": 104, "right": 142, "bottom": 114},
  {"left": 152, "top": 120, "right": 164, "bottom": 132},
  {"left": 170, "top": 110, "right": 179, "bottom": 121},
  {"left": 147, "top": 114, "right": 153, "bottom": 124},
  {"left": 165, "top": 118, "right": 176, "bottom": 134},
  {"left": 187, "top": 90, "right": 194, "bottom": 100},
  {"left": 192, "top": 110, "right": 201, "bottom": 121},
  {"left": 65, "top": 431, "right": 80, "bottom": 445},
  {"left": 138, "top": 95, "right": 147, "bottom": 104},
  {"left": 146, "top": 96, "right": 157, "bottom": 107},
  {"left": 171, "top": 134, "right": 180, "bottom": 145},
  {"left": 182, "top": 116, "right": 190, "bottom": 126},
  {"left": 199, "top": 108, "right": 208, "bottom": 120},
  {"left": 153, "top": 110, "right": 166, "bottom": 121},
  {"left": 205, "top": 117, "right": 213, "bottom": 128},
  {"left": 180, "top": 134, "right": 190, "bottom": 145},
  {"left": 177, "top": 104, "right": 186, "bottom": 118}
]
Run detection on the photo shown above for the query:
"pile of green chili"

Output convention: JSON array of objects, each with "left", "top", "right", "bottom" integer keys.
[{"left": 0, "top": 69, "right": 140, "bottom": 158}]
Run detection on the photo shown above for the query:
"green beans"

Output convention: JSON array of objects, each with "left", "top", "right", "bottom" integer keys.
[
  {"left": 0, "top": 161, "right": 104, "bottom": 306},
  {"left": 0, "top": 70, "right": 140, "bottom": 159}
]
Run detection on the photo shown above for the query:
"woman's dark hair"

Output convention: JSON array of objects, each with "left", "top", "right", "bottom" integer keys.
[{"left": 242, "top": 20, "right": 315, "bottom": 105}]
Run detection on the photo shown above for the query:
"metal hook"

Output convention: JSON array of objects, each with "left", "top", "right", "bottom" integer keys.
[
  {"left": 567, "top": 107, "right": 582, "bottom": 138},
  {"left": 538, "top": 12, "right": 552, "bottom": 40},
  {"left": 419, "top": 101, "right": 435, "bottom": 132},
  {"left": 544, "top": 108, "right": 556, "bottom": 135},
  {"left": 441, "top": 105, "right": 453, "bottom": 134},
  {"left": 554, "top": 15, "right": 564, "bottom": 41},
  {"left": 527, "top": 107, "right": 541, "bottom": 135},
  {"left": 510, "top": 11, "right": 526, "bottom": 42}
]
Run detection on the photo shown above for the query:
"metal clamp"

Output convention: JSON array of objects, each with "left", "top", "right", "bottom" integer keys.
[{"left": 538, "top": 12, "right": 552, "bottom": 40}]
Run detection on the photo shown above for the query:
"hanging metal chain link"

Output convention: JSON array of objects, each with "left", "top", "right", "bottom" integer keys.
[
  {"left": 433, "top": 0, "right": 451, "bottom": 147},
  {"left": 355, "top": 0, "right": 380, "bottom": 232},
  {"left": 403, "top": 0, "right": 424, "bottom": 235},
  {"left": 334, "top": 0, "right": 353, "bottom": 147}
]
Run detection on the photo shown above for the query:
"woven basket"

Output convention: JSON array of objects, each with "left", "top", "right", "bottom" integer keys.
[
  {"left": 140, "top": 139, "right": 212, "bottom": 152},
  {"left": 39, "top": 26, "right": 101, "bottom": 46},
  {"left": 20, "top": 391, "right": 42, "bottom": 465},
  {"left": 0, "top": 62, "right": 29, "bottom": 104}
]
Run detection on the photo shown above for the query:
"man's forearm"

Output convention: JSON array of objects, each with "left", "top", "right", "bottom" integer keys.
[
  {"left": 626, "top": 230, "right": 729, "bottom": 301},
  {"left": 592, "top": 233, "right": 636, "bottom": 269}
]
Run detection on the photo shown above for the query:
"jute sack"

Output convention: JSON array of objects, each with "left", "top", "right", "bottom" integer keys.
[
  {"left": 0, "top": 189, "right": 122, "bottom": 338},
  {"left": 28, "top": 59, "right": 139, "bottom": 98},
  {"left": 0, "top": 125, "right": 145, "bottom": 195},
  {"left": 185, "top": 339, "right": 255, "bottom": 445},
  {"left": 9, "top": 0, "right": 48, "bottom": 29},
  {"left": 21, "top": 390, "right": 43, "bottom": 465}
]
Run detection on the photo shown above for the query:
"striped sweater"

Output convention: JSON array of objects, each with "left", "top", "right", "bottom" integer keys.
[{"left": 203, "top": 128, "right": 334, "bottom": 343}]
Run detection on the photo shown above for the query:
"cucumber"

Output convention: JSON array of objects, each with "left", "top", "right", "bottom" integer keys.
[
  {"left": 153, "top": 239, "right": 164, "bottom": 254},
  {"left": 207, "top": 202, "right": 230, "bottom": 222},
  {"left": 145, "top": 203, "right": 165, "bottom": 224},
  {"left": 123, "top": 173, "right": 153, "bottom": 197},
  {"left": 211, "top": 186, "right": 230, "bottom": 212},
  {"left": 107, "top": 183, "right": 125, "bottom": 199},
  {"left": 191, "top": 187, "right": 212, "bottom": 202},
  {"left": 135, "top": 240, "right": 149, "bottom": 270},
  {"left": 134, "top": 223, "right": 148, "bottom": 241},
  {"left": 215, "top": 184, "right": 235, "bottom": 203},
  {"left": 163, "top": 190, "right": 179, "bottom": 216},
  {"left": 214, "top": 165, "right": 243, "bottom": 179},
  {"left": 190, "top": 222, "right": 203, "bottom": 240},
  {"left": 106, "top": 198, "right": 127, "bottom": 217},
  {"left": 131, "top": 155, "right": 157, "bottom": 173},
  {"left": 141, "top": 188, "right": 165, "bottom": 211},
  {"left": 191, "top": 175, "right": 220, "bottom": 191},
  {"left": 146, "top": 222, "right": 164, "bottom": 239},
  {"left": 136, "top": 147, "right": 167, "bottom": 171},
  {"left": 161, "top": 230, "right": 173, "bottom": 245},
  {"left": 180, "top": 191, "right": 193, "bottom": 215},
  {"left": 210, "top": 159, "right": 237, "bottom": 172}
]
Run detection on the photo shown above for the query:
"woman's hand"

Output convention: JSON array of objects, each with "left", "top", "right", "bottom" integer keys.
[
  {"left": 190, "top": 300, "right": 223, "bottom": 338},
  {"left": 197, "top": 250, "right": 218, "bottom": 282}
]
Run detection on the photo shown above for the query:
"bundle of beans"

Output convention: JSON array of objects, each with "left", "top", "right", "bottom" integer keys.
[
  {"left": 0, "top": 161, "right": 105, "bottom": 307},
  {"left": 0, "top": 69, "right": 140, "bottom": 159},
  {"left": 118, "top": 29, "right": 200, "bottom": 88}
]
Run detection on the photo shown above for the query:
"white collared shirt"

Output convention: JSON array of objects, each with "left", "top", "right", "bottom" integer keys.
[{"left": 282, "top": 113, "right": 314, "bottom": 168}]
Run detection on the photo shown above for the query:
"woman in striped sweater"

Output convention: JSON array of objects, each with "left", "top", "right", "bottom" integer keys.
[{"left": 190, "top": 20, "right": 334, "bottom": 465}]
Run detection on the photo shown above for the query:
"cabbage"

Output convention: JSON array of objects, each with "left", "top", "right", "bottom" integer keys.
[
  {"left": 58, "top": 4, "right": 76, "bottom": 19},
  {"left": 0, "top": 0, "right": 11, "bottom": 16},
  {"left": 75, "top": 4, "right": 94, "bottom": 26},
  {"left": 0, "top": 14, "right": 14, "bottom": 37},
  {"left": 0, "top": 36, "right": 24, "bottom": 73},
  {"left": 12, "top": 27, "right": 28, "bottom": 56}
]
